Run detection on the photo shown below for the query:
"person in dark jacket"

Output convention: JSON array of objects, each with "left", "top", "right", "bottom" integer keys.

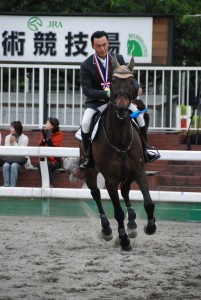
[{"left": 79, "top": 31, "right": 160, "bottom": 170}]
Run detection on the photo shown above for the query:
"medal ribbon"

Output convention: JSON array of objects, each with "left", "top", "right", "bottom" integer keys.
[{"left": 94, "top": 53, "right": 110, "bottom": 89}]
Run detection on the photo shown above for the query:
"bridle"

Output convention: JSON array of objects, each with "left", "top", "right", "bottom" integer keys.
[
  {"left": 109, "top": 74, "right": 134, "bottom": 118},
  {"left": 102, "top": 119, "right": 133, "bottom": 154},
  {"left": 103, "top": 74, "right": 135, "bottom": 153},
  {"left": 101, "top": 55, "right": 142, "bottom": 178},
  {"left": 110, "top": 90, "right": 132, "bottom": 104}
]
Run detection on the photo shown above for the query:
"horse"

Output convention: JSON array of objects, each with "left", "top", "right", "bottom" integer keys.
[{"left": 80, "top": 55, "right": 157, "bottom": 251}]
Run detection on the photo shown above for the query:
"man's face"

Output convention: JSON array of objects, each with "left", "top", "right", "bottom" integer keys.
[{"left": 92, "top": 36, "right": 109, "bottom": 59}]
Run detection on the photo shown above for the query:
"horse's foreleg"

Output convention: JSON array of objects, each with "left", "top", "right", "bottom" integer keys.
[
  {"left": 135, "top": 172, "right": 157, "bottom": 235},
  {"left": 144, "top": 202, "right": 156, "bottom": 235},
  {"left": 92, "top": 187, "right": 113, "bottom": 240},
  {"left": 85, "top": 173, "right": 113, "bottom": 241},
  {"left": 120, "top": 180, "right": 137, "bottom": 237},
  {"left": 105, "top": 180, "right": 131, "bottom": 251}
]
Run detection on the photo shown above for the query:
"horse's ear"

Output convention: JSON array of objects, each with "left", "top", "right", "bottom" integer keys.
[
  {"left": 112, "top": 54, "right": 120, "bottom": 69},
  {"left": 127, "top": 57, "right": 135, "bottom": 72}
]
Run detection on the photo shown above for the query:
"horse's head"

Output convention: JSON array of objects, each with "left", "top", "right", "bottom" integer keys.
[{"left": 110, "top": 55, "right": 136, "bottom": 119}]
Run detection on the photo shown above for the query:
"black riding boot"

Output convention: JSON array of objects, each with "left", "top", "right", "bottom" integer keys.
[
  {"left": 140, "top": 126, "right": 160, "bottom": 163},
  {"left": 80, "top": 131, "right": 95, "bottom": 170}
]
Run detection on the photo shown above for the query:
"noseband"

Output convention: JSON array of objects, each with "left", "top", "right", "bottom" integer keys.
[
  {"left": 109, "top": 75, "right": 134, "bottom": 119},
  {"left": 112, "top": 90, "right": 132, "bottom": 102}
]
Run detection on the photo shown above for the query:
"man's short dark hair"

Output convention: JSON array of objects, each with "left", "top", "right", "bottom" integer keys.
[{"left": 91, "top": 31, "right": 108, "bottom": 44}]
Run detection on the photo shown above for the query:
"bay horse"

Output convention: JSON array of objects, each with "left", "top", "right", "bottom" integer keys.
[{"left": 81, "top": 55, "right": 157, "bottom": 251}]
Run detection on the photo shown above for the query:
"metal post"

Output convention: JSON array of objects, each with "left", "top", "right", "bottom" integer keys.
[
  {"left": 43, "top": 69, "right": 49, "bottom": 123},
  {"left": 166, "top": 71, "right": 171, "bottom": 127},
  {"left": 39, "top": 67, "right": 44, "bottom": 128}
]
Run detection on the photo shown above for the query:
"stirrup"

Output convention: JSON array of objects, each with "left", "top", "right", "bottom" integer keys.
[
  {"left": 80, "top": 159, "right": 95, "bottom": 170},
  {"left": 144, "top": 147, "right": 161, "bottom": 163}
]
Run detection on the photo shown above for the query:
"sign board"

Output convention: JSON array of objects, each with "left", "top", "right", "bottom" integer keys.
[{"left": 0, "top": 15, "right": 153, "bottom": 64}]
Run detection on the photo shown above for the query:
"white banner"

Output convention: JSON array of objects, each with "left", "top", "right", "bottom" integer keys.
[{"left": 0, "top": 15, "right": 152, "bottom": 63}]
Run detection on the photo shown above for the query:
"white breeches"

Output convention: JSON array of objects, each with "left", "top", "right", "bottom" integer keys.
[
  {"left": 129, "top": 103, "right": 145, "bottom": 127},
  {"left": 81, "top": 104, "right": 107, "bottom": 133},
  {"left": 81, "top": 103, "right": 145, "bottom": 134}
]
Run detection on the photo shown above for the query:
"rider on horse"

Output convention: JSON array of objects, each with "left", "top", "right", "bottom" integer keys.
[{"left": 79, "top": 30, "right": 160, "bottom": 170}]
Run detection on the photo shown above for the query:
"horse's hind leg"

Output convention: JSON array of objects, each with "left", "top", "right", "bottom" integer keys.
[
  {"left": 120, "top": 179, "right": 137, "bottom": 238},
  {"left": 135, "top": 172, "right": 157, "bottom": 235},
  {"left": 84, "top": 171, "right": 113, "bottom": 240}
]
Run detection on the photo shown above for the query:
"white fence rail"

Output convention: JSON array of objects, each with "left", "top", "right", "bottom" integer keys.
[
  {"left": 0, "top": 146, "right": 200, "bottom": 203},
  {"left": 1, "top": 63, "right": 201, "bottom": 131}
]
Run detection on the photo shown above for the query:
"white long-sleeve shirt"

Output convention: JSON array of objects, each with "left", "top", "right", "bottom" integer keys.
[{"left": 5, "top": 133, "right": 29, "bottom": 146}]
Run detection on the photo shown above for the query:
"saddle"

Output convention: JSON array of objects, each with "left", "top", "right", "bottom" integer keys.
[
  {"left": 75, "top": 107, "right": 142, "bottom": 143},
  {"left": 90, "top": 106, "right": 147, "bottom": 141},
  {"left": 75, "top": 106, "right": 107, "bottom": 142}
]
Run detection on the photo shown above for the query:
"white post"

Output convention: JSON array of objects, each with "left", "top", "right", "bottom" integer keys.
[
  {"left": 181, "top": 71, "right": 186, "bottom": 106},
  {"left": 39, "top": 67, "right": 44, "bottom": 129},
  {"left": 39, "top": 157, "right": 50, "bottom": 188}
]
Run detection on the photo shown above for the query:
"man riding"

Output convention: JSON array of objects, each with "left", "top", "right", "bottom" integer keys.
[{"left": 79, "top": 30, "right": 160, "bottom": 170}]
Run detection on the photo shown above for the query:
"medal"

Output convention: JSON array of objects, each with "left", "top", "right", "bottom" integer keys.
[
  {"left": 94, "top": 53, "right": 110, "bottom": 89},
  {"left": 101, "top": 82, "right": 110, "bottom": 89}
]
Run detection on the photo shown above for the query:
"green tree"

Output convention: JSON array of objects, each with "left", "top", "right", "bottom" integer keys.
[{"left": 0, "top": 0, "right": 201, "bottom": 66}]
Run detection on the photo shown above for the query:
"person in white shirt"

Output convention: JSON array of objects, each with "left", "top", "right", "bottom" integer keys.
[{"left": 2, "top": 121, "right": 28, "bottom": 187}]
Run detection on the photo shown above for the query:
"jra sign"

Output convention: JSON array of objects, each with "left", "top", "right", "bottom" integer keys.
[{"left": 0, "top": 15, "right": 153, "bottom": 63}]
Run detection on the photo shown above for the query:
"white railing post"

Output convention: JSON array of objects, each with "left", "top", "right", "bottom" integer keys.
[
  {"left": 39, "top": 66, "right": 44, "bottom": 129},
  {"left": 39, "top": 157, "right": 50, "bottom": 188}
]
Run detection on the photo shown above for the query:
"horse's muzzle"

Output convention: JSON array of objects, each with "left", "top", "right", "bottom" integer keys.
[
  {"left": 115, "top": 96, "right": 130, "bottom": 119},
  {"left": 116, "top": 106, "right": 129, "bottom": 119}
]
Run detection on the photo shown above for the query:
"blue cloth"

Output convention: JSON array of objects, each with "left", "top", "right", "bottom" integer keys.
[{"left": 130, "top": 108, "right": 147, "bottom": 119}]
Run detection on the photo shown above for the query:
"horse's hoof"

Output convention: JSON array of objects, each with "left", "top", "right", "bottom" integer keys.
[
  {"left": 102, "top": 227, "right": 113, "bottom": 241},
  {"left": 119, "top": 235, "right": 131, "bottom": 251},
  {"left": 144, "top": 223, "right": 157, "bottom": 235},
  {"left": 121, "top": 243, "right": 132, "bottom": 251},
  {"left": 127, "top": 227, "right": 137, "bottom": 238},
  {"left": 127, "top": 220, "right": 137, "bottom": 238},
  {"left": 127, "top": 220, "right": 137, "bottom": 230}
]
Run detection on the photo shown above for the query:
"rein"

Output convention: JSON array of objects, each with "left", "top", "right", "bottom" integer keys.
[
  {"left": 102, "top": 113, "right": 133, "bottom": 156},
  {"left": 111, "top": 91, "right": 132, "bottom": 102},
  {"left": 102, "top": 66, "right": 137, "bottom": 181},
  {"left": 102, "top": 116, "right": 133, "bottom": 183}
]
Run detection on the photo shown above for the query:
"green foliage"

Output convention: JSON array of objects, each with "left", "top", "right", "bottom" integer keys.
[
  {"left": 0, "top": 0, "right": 201, "bottom": 66},
  {"left": 180, "top": 105, "right": 190, "bottom": 115}
]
